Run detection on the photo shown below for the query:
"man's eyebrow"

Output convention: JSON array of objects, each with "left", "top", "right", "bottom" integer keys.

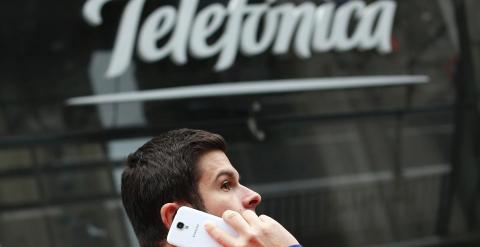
[{"left": 214, "top": 169, "right": 240, "bottom": 181}]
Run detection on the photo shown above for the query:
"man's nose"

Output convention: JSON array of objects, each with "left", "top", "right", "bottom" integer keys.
[{"left": 242, "top": 185, "right": 262, "bottom": 209}]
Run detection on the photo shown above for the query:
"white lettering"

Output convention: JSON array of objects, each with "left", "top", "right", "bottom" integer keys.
[
  {"left": 359, "top": 0, "right": 396, "bottom": 53},
  {"left": 272, "top": 3, "right": 317, "bottom": 58},
  {"left": 83, "top": 0, "right": 114, "bottom": 26},
  {"left": 138, "top": 0, "right": 198, "bottom": 65},
  {"left": 332, "top": 1, "right": 364, "bottom": 51},
  {"left": 312, "top": 3, "right": 336, "bottom": 52},
  {"left": 241, "top": 3, "right": 277, "bottom": 56},
  {"left": 83, "top": 0, "right": 398, "bottom": 78},
  {"left": 190, "top": 4, "right": 227, "bottom": 58},
  {"left": 170, "top": 0, "right": 198, "bottom": 64},
  {"left": 138, "top": 6, "right": 176, "bottom": 61},
  {"left": 214, "top": 0, "right": 248, "bottom": 71},
  {"left": 105, "top": 0, "right": 145, "bottom": 78}
]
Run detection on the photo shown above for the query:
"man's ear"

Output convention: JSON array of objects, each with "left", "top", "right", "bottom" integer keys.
[{"left": 160, "top": 203, "right": 181, "bottom": 229}]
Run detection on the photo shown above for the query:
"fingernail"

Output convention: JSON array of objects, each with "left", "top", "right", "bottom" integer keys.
[{"left": 204, "top": 222, "right": 213, "bottom": 230}]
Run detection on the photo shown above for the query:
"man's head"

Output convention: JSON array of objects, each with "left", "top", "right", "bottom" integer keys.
[{"left": 121, "top": 129, "right": 261, "bottom": 247}]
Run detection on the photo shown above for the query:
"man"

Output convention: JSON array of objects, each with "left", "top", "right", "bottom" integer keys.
[{"left": 121, "top": 128, "right": 300, "bottom": 247}]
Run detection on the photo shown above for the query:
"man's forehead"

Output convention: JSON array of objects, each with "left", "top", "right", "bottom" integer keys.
[{"left": 197, "top": 150, "right": 239, "bottom": 180}]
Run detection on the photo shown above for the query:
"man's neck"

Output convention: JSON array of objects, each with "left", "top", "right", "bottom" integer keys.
[{"left": 160, "top": 239, "right": 175, "bottom": 247}]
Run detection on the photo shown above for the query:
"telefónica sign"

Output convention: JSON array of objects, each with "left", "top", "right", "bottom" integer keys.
[{"left": 83, "top": 0, "right": 397, "bottom": 78}]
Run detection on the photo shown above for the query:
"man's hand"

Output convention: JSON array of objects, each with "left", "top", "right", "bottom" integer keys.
[{"left": 204, "top": 210, "right": 299, "bottom": 247}]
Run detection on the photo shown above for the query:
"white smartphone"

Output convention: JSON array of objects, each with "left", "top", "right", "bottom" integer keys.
[{"left": 167, "top": 206, "right": 238, "bottom": 247}]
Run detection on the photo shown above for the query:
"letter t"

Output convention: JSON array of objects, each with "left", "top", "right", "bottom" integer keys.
[{"left": 106, "top": 0, "right": 146, "bottom": 78}]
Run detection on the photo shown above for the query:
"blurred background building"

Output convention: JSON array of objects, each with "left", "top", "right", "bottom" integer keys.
[{"left": 0, "top": 0, "right": 479, "bottom": 246}]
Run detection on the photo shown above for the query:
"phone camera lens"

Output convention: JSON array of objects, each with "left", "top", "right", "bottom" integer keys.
[{"left": 177, "top": 222, "right": 184, "bottom": 229}]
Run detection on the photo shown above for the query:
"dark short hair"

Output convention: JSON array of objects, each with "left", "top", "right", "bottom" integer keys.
[{"left": 121, "top": 129, "right": 226, "bottom": 247}]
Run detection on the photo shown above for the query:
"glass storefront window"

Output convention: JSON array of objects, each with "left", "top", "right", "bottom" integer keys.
[{"left": 1, "top": 0, "right": 479, "bottom": 246}]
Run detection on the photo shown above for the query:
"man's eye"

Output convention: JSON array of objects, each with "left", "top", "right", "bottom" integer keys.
[{"left": 221, "top": 181, "right": 232, "bottom": 191}]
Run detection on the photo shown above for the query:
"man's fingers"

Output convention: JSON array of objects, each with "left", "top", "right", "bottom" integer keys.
[
  {"left": 222, "top": 210, "right": 251, "bottom": 234},
  {"left": 241, "top": 210, "right": 262, "bottom": 226},
  {"left": 204, "top": 222, "right": 237, "bottom": 247},
  {"left": 258, "top": 214, "right": 277, "bottom": 223}
]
